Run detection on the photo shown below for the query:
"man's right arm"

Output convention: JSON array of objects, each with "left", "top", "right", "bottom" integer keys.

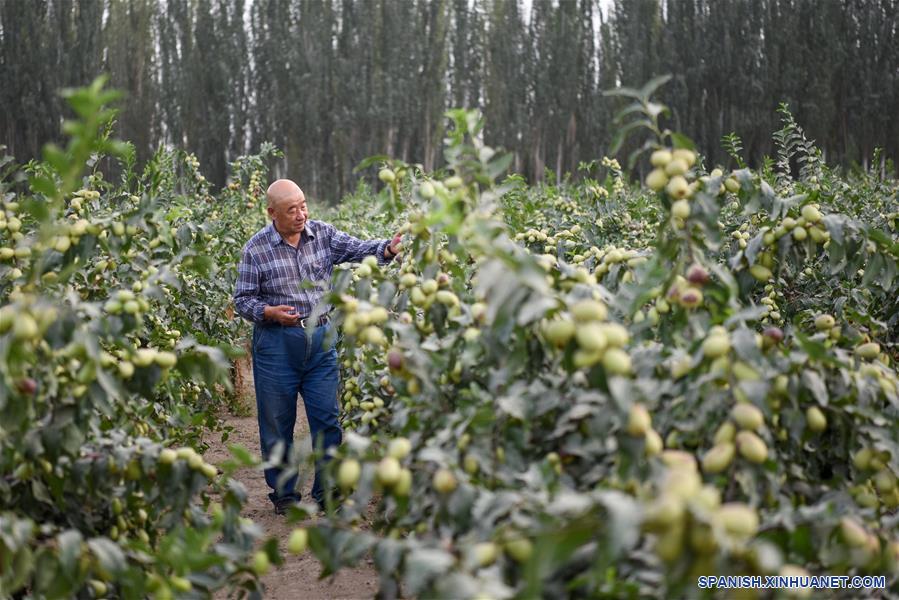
[{"left": 234, "top": 250, "right": 267, "bottom": 323}]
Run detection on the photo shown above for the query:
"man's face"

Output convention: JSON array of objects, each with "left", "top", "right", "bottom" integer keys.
[{"left": 269, "top": 191, "right": 308, "bottom": 235}]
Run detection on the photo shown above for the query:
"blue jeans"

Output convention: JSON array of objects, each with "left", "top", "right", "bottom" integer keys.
[{"left": 252, "top": 323, "right": 341, "bottom": 506}]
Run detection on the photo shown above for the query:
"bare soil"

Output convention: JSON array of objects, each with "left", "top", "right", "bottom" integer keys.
[{"left": 204, "top": 354, "right": 378, "bottom": 600}]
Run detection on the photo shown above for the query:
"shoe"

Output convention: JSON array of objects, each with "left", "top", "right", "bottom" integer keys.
[
  {"left": 315, "top": 487, "right": 345, "bottom": 514},
  {"left": 273, "top": 496, "right": 301, "bottom": 515}
]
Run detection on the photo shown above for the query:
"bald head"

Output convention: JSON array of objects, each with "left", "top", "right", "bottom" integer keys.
[
  {"left": 267, "top": 179, "right": 304, "bottom": 208},
  {"left": 266, "top": 179, "right": 309, "bottom": 238}
]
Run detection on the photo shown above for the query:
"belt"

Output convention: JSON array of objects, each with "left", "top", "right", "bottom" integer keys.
[
  {"left": 298, "top": 314, "right": 330, "bottom": 328},
  {"left": 260, "top": 314, "right": 330, "bottom": 328},
  {"left": 256, "top": 315, "right": 331, "bottom": 329}
]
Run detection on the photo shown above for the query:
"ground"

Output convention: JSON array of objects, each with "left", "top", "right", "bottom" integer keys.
[{"left": 204, "top": 354, "right": 377, "bottom": 600}]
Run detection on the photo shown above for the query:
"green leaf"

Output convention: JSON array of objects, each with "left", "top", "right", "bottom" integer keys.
[
  {"left": 29, "top": 175, "right": 57, "bottom": 198},
  {"left": 402, "top": 547, "right": 455, "bottom": 595},
  {"left": 602, "top": 86, "right": 643, "bottom": 100},
  {"left": 374, "top": 538, "right": 404, "bottom": 574},
  {"left": 23, "top": 198, "right": 50, "bottom": 223},
  {"left": 56, "top": 530, "right": 83, "bottom": 576},
  {"left": 801, "top": 370, "right": 828, "bottom": 406},
  {"left": 497, "top": 394, "right": 528, "bottom": 420},
  {"left": 639, "top": 74, "right": 673, "bottom": 98},
  {"left": 227, "top": 444, "right": 258, "bottom": 466},
  {"left": 354, "top": 155, "right": 392, "bottom": 172},
  {"left": 669, "top": 132, "right": 695, "bottom": 150},
  {"left": 609, "top": 119, "right": 655, "bottom": 155},
  {"left": 612, "top": 102, "right": 650, "bottom": 123},
  {"left": 86, "top": 538, "right": 126, "bottom": 577}
]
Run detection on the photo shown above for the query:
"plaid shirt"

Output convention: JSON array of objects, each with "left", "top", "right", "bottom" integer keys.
[{"left": 234, "top": 220, "right": 392, "bottom": 323}]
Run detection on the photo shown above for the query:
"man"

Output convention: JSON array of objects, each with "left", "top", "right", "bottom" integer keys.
[{"left": 233, "top": 179, "right": 401, "bottom": 514}]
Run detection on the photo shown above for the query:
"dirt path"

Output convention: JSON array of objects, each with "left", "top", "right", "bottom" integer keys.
[{"left": 204, "top": 356, "right": 378, "bottom": 600}]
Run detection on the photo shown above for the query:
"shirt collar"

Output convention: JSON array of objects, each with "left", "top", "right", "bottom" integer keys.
[
  {"left": 267, "top": 221, "right": 316, "bottom": 247},
  {"left": 266, "top": 223, "right": 282, "bottom": 246}
]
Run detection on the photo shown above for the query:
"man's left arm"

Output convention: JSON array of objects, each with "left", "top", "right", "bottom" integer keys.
[{"left": 328, "top": 224, "right": 401, "bottom": 266}]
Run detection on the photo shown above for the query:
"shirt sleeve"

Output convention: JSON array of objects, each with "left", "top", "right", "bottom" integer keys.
[
  {"left": 326, "top": 223, "right": 394, "bottom": 266},
  {"left": 233, "top": 248, "right": 267, "bottom": 323}
]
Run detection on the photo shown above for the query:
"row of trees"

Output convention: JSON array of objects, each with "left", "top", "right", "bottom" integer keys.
[{"left": 2, "top": 0, "right": 898, "bottom": 200}]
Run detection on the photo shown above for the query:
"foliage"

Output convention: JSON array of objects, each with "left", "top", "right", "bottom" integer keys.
[
  {"left": 3, "top": 0, "right": 899, "bottom": 198},
  {"left": 0, "top": 78, "right": 272, "bottom": 599},
  {"left": 2, "top": 77, "right": 899, "bottom": 599},
  {"left": 301, "top": 101, "right": 899, "bottom": 598}
]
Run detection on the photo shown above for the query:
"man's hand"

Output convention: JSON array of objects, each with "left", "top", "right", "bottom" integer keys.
[
  {"left": 384, "top": 233, "right": 403, "bottom": 259},
  {"left": 264, "top": 305, "right": 300, "bottom": 325}
]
